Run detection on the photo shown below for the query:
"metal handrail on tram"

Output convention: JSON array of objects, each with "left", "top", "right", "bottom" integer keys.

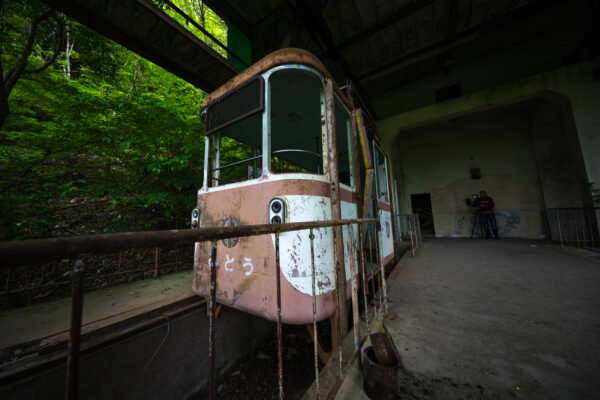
[{"left": 211, "top": 149, "right": 324, "bottom": 179}]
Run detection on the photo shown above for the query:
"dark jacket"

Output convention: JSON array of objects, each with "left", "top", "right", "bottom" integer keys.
[{"left": 473, "top": 196, "right": 494, "bottom": 212}]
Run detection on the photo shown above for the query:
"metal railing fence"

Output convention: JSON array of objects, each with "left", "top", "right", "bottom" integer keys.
[
  {"left": 396, "top": 214, "right": 423, "bottom": 256},
  {"left": 0, "top": 217, "right": 395, "bottom": 400},
  {"left": 0, "top": 245, "right": 192, "bottom": 307},
  {"left": 545, "top": 207, "right": 600, "bottom": 249}
]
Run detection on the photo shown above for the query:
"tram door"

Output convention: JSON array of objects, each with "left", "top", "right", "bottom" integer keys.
[{"left": 373, "top": 144, "right": 394, "bottom": 265}]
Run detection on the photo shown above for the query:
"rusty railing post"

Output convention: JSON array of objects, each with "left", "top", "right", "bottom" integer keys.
[
  {"left": 347, "top": 225, "right": 360, "bottom": 354},
  {"left": 325, "top": 78, "right": 348, "bottom": 341},
  {"left": 368, "top": 225, "right": 377, "bottom": 316},
  {"left": 66, "top": 258, "right": 85, "bottom": 400},
  {"left": 375, "top": 225, "right": 388, "bottom": 314},
  {"left": 359, "top": 224, "right": 370, "bottom": 332},
  {"left": 331, "top": 226, "right": 344, "bottom": 377},
  {"left": 575, "top": 211, "right": 581, "bottom": 247},
  {"left": 417, "top": 214, "right": 422, "bottom": 250},
  {"left": 208, "top": 241, "right": 217, "bottom": 400},
  {"left": 154, "top": 247, "right": 159, "bottom": 279},
  {"left": 275, "top": 233, "right": 285, "bottom": 400},
  {"left": 408, "top": 217, "right": 416, "bottom": 257},
  {"left": 374, "top": 225, "right": 383, "bottom": 312},
  {"left": 557, "top": 210, "right": 564, "bottom": 248},
  {"left": 309, "top": 229, "right": 319, "bottom": 399}
]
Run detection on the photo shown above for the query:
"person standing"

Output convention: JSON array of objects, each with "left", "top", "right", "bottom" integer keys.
[{"left": 473, "top": 190, "right": 499, "bottom": 239}]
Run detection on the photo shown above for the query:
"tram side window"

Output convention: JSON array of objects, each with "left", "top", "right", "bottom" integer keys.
[
  {"left": 335, "top": 99, "right": 352, "bottom": 187},
  {"left": 204, "top": 77, "right": 263, "bottom": 186},
  {"left": 270, "top": 69, "right": 323, "bottom": 174},
  {"left": 375, "top": 147, "right": 389, "bottom": 202}
]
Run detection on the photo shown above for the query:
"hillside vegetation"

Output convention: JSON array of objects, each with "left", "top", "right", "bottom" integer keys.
[{"left": 0, "top": 0, "right": 231, "bottom": 307}]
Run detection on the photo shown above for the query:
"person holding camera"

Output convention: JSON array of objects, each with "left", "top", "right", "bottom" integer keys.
[{"left": 472, "top": 190, "right": 499, "bottom": 239}]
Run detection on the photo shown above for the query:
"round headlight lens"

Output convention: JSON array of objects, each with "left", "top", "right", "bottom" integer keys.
[{"left": 271, "top": 201, "right": 282, "bottom": 213}]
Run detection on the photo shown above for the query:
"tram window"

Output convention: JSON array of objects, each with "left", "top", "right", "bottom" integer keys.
[
  {"left": 211, "top": 112, "right": 262, "bottom": 186},
  {"left": 375, "top": 147, "right": 389, "bottom": 202},
  {"left": 270, "top": 69, "right": 323, "bottom": 174},
  {"left": 335, "top": 99, "right": 352, "bottom": 187}
]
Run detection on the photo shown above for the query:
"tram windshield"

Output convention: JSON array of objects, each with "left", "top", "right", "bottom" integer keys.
[
  {"left": 204, "top": 68, "right": 336, "bottom": 187},
  {"left": 270, "top": 69, "right": 323, "bottom": 174}
]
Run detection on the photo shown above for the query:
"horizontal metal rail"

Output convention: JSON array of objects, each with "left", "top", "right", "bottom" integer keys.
[
  {"left": 272, "top": 149, "right": 322, "bottom": 158},
  {"left": 0, "top": 218, "right": 377, "bottom": 267},
  {"left": 211, "top": 154, "right": 263, "bottom": 171}
]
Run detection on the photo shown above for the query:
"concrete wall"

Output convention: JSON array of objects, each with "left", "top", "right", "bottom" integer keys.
[
  {"left": 377, "top": 61, "right": 600, "bottom": 201},
  {"left": 1, "top": 305, "right": 274, "bottom": 400},
  {"left": 394, "top": 109, "right": 545, "bottom": 238}
]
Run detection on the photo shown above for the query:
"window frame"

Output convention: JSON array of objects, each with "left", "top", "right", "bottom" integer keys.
[
  {"left": 373, "top": 142, "right": 390, "bottom": 203},
  {"left": 262, "top": 65, "right": 328, "bottom": 177}
]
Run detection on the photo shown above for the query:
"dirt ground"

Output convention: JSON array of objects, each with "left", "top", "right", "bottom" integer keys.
[
  {"left": 198, "top": 324, "right": 319, "bottom": 400},
  {"left": 337, "top": 238, "right": 600, "bottom": 400}
]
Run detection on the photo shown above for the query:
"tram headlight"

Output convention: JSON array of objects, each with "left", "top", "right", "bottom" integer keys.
[
  {"left": 271, "top": 201, "right": 282, "bottom": 213},
  {"left": 269, "top": 198, "right": 285, "bottom": 224},
  {"left": 191, "top": 207, "right": 200, "bottom": 229}
]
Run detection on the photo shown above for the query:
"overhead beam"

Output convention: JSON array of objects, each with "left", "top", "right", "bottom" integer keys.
[
  {"left": 335, "top": 0, "right": 435, "bottom": 52},
  {"left": 357, "top": 0, "right": 551, "bottom": 82},
  {"left": 41, "top": 0, "right": 239, "bottom": 92}
]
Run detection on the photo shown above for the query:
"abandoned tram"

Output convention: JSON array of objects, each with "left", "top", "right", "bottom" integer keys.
[
  {"left": 0, "top": 48, "right": 416, "bottom": 400},
  {"left": 191, "top": 49, "right": 401, "bottom": 326}
]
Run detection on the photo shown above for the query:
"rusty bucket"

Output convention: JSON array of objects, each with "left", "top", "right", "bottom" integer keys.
[
  {"left": 370, "top": 332, "right": 397, "bottom": 366},
  {"left": 362, "top": 346, "right": 398, "bottom": 400}
]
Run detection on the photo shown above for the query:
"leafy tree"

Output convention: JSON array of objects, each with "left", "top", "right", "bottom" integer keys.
[
  {"left": 0, "top": 1, "right": 64, "bottom": 129},
  {"left": 0, "top": 0, "right": 231, "bottom": 240}
]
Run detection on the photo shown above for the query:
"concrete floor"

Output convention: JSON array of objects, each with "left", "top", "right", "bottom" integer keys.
[{"left": 337, "top": 239, "right": 600, "bottom": 400}]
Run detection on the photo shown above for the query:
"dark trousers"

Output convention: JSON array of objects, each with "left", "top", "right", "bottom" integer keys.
[{"left": 481, "top": 211, "right": 499, "bottom": 239}]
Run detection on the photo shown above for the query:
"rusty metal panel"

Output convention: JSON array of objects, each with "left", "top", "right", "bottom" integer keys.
[{"left": 194, "top": 178, "right": 336, "bottom": 324}]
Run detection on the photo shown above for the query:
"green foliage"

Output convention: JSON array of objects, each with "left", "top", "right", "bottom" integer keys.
[
  {"left": 0, "top": 1, "right": 229, "bottom": 239},
  {"left": 149, "top": 0, "right": 228, "bottom": 57}
]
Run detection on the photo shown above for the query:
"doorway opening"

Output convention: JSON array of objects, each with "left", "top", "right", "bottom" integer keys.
[{"left": 411, "top": 193, "right": 435, "bottom": 235}]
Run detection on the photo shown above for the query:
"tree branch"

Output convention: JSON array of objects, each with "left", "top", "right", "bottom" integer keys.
[
  {"left": 4, "top": 9, "right": 55, "bottom": 94},
  {"left": 0, "top": 148, "right": 53, "bottom": 193},
  {"left": 25, "top": 17, "right": 65, "bottom": 75}
]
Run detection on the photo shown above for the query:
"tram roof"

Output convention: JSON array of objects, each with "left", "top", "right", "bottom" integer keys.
[{"left": 202, "top": 48, "right": 353, "bottom": 112}]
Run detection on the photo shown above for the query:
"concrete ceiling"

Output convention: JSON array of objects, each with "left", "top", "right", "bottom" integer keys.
[
  {"left": 42, "top": 0, "right": 597, "bottom": 120},
  {"left": 205, "top": 0, "right": 597, "bottom": 118}
]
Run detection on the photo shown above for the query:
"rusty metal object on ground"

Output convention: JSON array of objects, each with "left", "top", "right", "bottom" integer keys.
[
  {"left": 362, "top": 346, "right": 398, "bottom": 400},
  {"left": 370, "top": 333, "right": 396, "bottom": 367}
]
